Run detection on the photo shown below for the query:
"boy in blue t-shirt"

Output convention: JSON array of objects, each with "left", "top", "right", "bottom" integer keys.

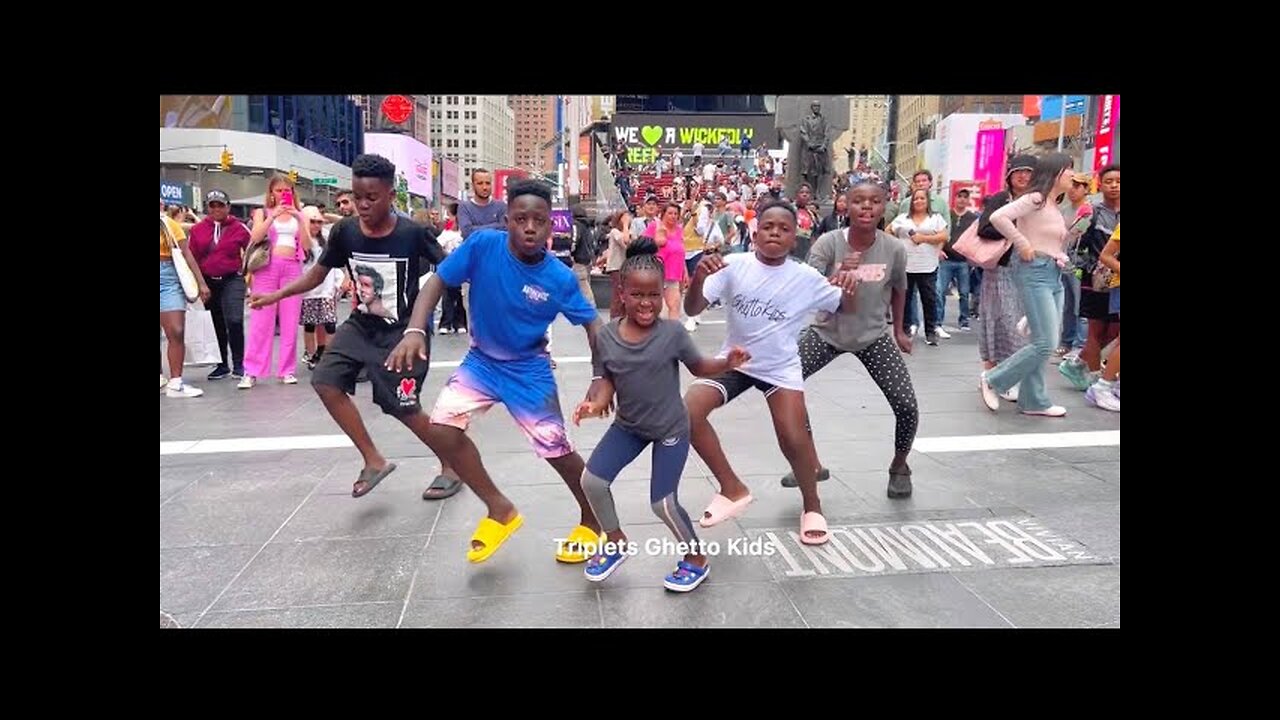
[{"left": 387, "top": 180, "right": 608, "bottom": 564}]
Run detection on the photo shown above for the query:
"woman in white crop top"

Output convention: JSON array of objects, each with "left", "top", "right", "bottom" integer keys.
[{"left": 241, "top": 175, "right": 310, "bottom": 388}]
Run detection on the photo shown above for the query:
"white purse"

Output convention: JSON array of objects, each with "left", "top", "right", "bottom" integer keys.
[{"left": 161, "top": 215, "right": 199, "bottom": 303}]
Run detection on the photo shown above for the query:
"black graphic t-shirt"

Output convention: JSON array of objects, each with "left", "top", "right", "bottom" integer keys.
[{"left": 320, "top": 216, "right": 444, "bottom": 328}]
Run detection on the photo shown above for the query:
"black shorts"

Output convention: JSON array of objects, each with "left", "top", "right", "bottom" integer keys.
[
  {"left": 1080, "top": 288, "right": 1120, "bottom": 322},
  {"left": 311, "top": 316, "right": 430, "bottom": 417},
  {"left": 691, "top": 370, "right": 782, "bottom": 406}
]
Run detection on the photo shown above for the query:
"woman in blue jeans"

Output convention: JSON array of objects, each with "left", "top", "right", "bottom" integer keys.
[{"left": 979, "top": 154, "right": 1077, "bottom": 417}]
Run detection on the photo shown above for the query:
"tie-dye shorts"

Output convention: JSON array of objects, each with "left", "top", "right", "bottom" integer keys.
[{"left": 429, "top": 350, "right": 573, "bottom": 458}]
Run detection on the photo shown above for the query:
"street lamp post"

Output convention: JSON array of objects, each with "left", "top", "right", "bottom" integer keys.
[{"left": 1057, "top": 94, "right": 1067, "bottom": 151}]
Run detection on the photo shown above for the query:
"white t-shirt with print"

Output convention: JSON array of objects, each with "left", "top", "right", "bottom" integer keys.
[
  {"left": 889, "top": 212, "right": 949, "bottom": 274},
  {"left": 702, "top": 253, "right": 843, "bottom": 391}
]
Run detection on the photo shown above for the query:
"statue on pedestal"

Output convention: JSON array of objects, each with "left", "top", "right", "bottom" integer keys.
[{"left": 799, "top": 102, "right": 831, "bottom": 194}]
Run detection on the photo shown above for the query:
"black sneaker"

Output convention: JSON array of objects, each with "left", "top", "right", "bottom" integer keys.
[
  {"left": 925, "top": 334, "right": 938, "bottom": 346},
  {"left": 207, "top": 365, "right": 232, "bottom": 381},
  {"left": 231, "top": 367, "right": 245, "bottom": 379}
]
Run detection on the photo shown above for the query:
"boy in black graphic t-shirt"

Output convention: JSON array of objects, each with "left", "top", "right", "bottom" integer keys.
[{"left": 251, "top": 154, "right": 445, "bottom": 498}]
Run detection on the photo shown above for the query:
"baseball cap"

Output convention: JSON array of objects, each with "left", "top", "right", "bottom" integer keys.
[{"left": 205, "top": 189, "right": 230, "bottom": 205}]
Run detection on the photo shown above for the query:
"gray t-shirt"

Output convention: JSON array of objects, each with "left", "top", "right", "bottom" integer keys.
[
  {"left": 595, "top": 319, "right": 703, "bottom": 440},
  {"left": 806, "top": 228, "right": 907, "bottom": 353}
]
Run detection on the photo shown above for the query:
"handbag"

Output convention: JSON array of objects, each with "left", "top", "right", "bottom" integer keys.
[
  {"left": 161, "top": 215, "right": 199, "bottom": 303},
  {"left": 952, "top": 216, "right": 1011, "bottom": 270},
  {"left": 242, "top": 238, "right": 270, "bottom": 275}
]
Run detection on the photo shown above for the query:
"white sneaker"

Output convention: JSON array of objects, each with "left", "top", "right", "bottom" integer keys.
[
  {"left": 165, "top": 379, "right": 204, "bottom": 398},
  {"left": 281, "top": 375, "right": 299, "bottom": 385},
  {"left": 160, "top": 375, "right": 168, "bottom": 390},
  {"left": 935, "top": 327, "right": 952, "bottom": 340},
  {"left": 979, "top": 372, "right": 1000, "bottom": 412},
  {"left": 910, "top": 324, "right": 919, "bottom": 337},
  {"left": 238, "top": 376, "right": 255, "bottom": 390},
  {"left": 684, "top": 318, "right": 698, "bottom": 332},
  {"left": 1085, "top": 381, "right": 1121, "bottom": 412},
  {"left": 1020, "top": 406, "right": 1067, "bottom": 417},
  {"left": 999, "top": 384, "right": 1019, "bottom": 402}
]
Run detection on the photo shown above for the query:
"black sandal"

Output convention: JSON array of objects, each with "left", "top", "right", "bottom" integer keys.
[
  {"left": 422, "top": 474, "right": 463, "bottom": 500},
  {"left": 353, "top": 463, "right": 397, "bottom": 498},
  {"left": 887, "top": 467, "right": 913, "bottom": 499},
  {"left": 780, "top": 467, "right": 831, "bottom": 488}
]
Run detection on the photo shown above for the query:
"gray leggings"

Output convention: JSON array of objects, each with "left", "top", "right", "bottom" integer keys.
[{"left": 580, "top": 424, "right": 698, "bottom": 545}]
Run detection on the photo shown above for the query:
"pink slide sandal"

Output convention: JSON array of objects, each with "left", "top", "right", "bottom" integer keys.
[
  {"left": 699, "top": 493, "right": 755, "bottom": 528},
  {"left": 800, "top": 511, "right": 830, "bottom": 545}
]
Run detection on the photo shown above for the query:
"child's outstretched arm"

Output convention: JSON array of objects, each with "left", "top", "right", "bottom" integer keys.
[{"left": 686, "top": 346, "right": 751, "bottom": 377}]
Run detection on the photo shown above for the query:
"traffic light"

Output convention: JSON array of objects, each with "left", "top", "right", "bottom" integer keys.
[
  {"left": 219, "top": 149, "right": 233, "bottom": 171},
  {"left": 288, "top": 169, "right": 298, "bottom": 184}
]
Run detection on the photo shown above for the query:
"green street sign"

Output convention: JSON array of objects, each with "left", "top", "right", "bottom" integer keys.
[{"left": 314, "top": 177, "right": 339, "bottom": 186}]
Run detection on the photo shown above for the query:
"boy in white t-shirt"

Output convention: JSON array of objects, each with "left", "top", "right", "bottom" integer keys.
[{"left": 682, "top": 200, "right": 859, "bottom": 547}]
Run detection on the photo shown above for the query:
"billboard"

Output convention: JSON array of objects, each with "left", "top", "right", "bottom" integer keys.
[
  {"left": 578, "top": 136, "right": 592, "bottom": 197},
  {"left": 492, "top": 169, "right": 528, "bottom": 203},
  {"left": 973, "top": 125, "right": 1007, "bottom": 197},
  {"left": 935, "top": 113, "right": 1026, "bottom": 192},
  {"left": 610, "top": 112, "right": 778, "bottom": 166},
  {"left": 368, "top": 94, "right": 416, "bottom": 134},
  {"left": 440, "top": 156, "right": 461, "bottom": 200},
  {"left": 161, "top": 95, "right": 233, "bottom": 129},
  {"left": 551, "top": 208, "right": 573, "bottom": 235},
  {"left": 364, "top": 133, "right": 433, "bottom": 199},
  {"left": 1040, "top": 95, "right": 1087, "bottom": 121},
  {"left": 1093, "top": 95, "right": 1120, "bottom": 172}
]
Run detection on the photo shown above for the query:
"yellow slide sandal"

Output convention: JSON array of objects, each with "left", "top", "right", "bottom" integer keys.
[
  {"left": 555, "top": 524, "right": 601, "bottom": 564},
  {"left": 467, "top": 514, "right": 525, "bottom": 564}
]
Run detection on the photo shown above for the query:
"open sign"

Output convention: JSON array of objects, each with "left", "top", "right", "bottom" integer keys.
[{"left": 160, "top": 181, "right": 187, "bottom": 204}]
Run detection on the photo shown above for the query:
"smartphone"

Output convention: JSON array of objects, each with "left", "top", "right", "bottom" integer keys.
[{"left": 281, "top": 189, "right": 295, "bottom": 207}]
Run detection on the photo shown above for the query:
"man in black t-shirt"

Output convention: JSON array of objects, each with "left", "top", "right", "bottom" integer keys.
[{"left": 250, "top": 154, "right": 446, "bottom": 498}]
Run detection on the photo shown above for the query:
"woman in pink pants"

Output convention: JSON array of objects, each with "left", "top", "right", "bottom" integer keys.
[{"left": 240, "top": 175, "right": 311, "bottom": 389}]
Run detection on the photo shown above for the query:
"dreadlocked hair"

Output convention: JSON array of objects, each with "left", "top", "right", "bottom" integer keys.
[{"left": 621, "top": 235, "right": 664, "bottom": 282}]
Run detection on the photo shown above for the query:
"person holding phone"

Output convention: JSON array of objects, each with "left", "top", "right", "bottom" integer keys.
[{"left": 241, "top": 174, "right": 310, "bottom": 389}]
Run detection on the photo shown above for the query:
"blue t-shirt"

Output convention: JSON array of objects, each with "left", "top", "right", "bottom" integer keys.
[{"left": 436, "top": 229, "right": 597, "bottom": 361}]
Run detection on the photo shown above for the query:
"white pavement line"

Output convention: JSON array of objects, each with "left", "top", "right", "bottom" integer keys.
[
  {"left": 426, "top": 355, "right": 591, "bottom": 370},
  {"left": 913, "top": 430, "right": 1120, "bottom": 454},
  {"left": 397, "top": 502, "right": 444, "bottom": 630},
  {"left": 163, "top": 429, "right": 1120, "bottom": 457},
  {"left": 162, "top": 435, "right": 354, "bottom": 455}
]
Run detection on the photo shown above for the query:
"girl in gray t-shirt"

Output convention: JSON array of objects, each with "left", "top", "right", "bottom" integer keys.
[
  {"left": 780, "top": 181, "right": 922, "bottom": 501},
  {"left": 573, "top": 238, "right": 750, "bottom": 593}
]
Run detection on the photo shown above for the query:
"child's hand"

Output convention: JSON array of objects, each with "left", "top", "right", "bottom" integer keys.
[
  {"left": 725, "top": 346, "right": 752, "bottom": 369},
  {"left": 831, "top": 270, "right": 859, "bottom": 295},
  {"left": 573, "top": 400, "right": 606, "bottom": 426},
  {"left": 694, "top": 252, "right": 727, "bottom": 280}
]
